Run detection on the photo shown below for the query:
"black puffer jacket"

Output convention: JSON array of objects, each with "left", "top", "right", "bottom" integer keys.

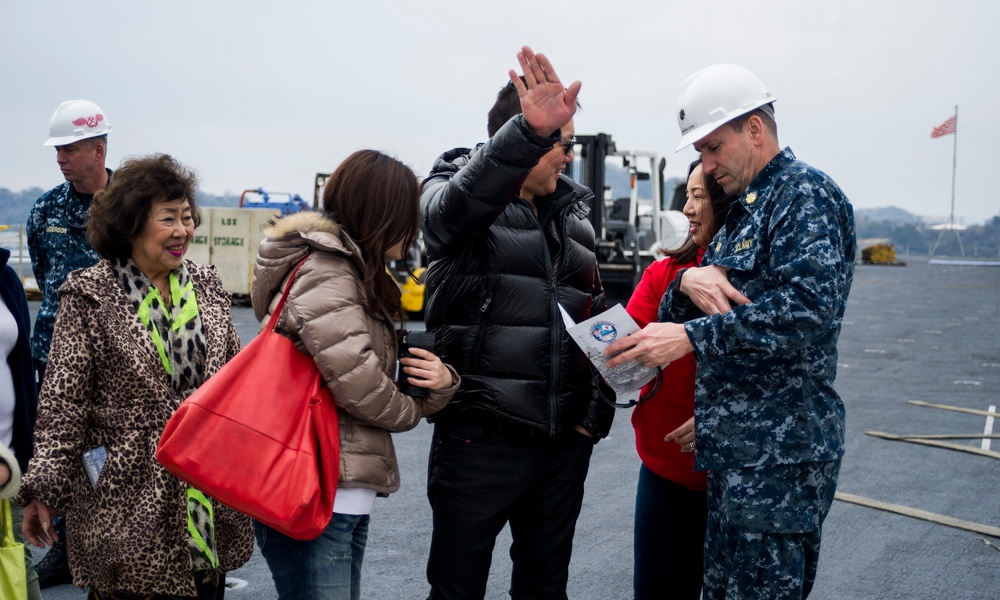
[{"left": 421, "top": 115, "right": 614, "bottom": 438}]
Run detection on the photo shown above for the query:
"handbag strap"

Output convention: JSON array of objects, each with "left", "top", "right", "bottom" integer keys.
[
  {"left": 1, "top": 499, "right": 12, "bottom": 544},
  {"left": 265, "top": 255, "right": 312, "bottom": 333}
]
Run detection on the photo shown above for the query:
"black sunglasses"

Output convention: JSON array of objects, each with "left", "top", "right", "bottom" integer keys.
[{"left": 557, "top": 136, "right": 577, "bottom": 156}]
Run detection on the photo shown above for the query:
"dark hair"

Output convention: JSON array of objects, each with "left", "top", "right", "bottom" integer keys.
[
  {"left": 321, "top": 150, "right": 419, "bottom": 323},
  {"left": 88, "top": 154, "right": 200, "bottom": 259},
  {"left": 728, "top": 106, "right": 778, "bottom": 138},
  {"left": 487, "top": 77, "right": 582, "bottom": 137},
  {"left": 666, "top": 159, "right": 736, "bottom": 263}
]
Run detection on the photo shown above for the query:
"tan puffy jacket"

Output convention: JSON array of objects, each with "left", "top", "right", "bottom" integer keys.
[{"left": 251, "top": 212, "right": 457, "bottom": 495}]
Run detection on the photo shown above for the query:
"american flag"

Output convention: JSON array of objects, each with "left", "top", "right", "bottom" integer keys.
[{"left": 931, "top": 116, "right": 956, "bottom": 138}]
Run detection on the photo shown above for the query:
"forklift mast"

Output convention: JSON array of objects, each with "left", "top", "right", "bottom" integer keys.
[
  {"left": 568, "top": 133, "right": 686, "bottom": 304},
  {"left": 574, "top": 133, "right": 616, "bottom": 237}
]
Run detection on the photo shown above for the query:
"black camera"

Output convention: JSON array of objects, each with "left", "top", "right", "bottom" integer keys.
[{"left": 397, "top": 330, "right": 436, "bottom": 397}]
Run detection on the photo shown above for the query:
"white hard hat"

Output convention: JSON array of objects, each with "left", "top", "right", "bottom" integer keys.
[
  {"left": 675, "top": 64, "right": 775, "bottom": 152},
  {"left": 43, "top": 99, "right": 113, "bottom": 147}
]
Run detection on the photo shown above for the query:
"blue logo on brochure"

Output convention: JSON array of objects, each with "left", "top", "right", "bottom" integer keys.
[{"left": 590, "top": 321, "right": 617, "bottom": 343}]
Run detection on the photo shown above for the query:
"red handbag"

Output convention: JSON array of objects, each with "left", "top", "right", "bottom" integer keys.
[{"left": 156, "top": 256, "right": 340, "bottom": 540}]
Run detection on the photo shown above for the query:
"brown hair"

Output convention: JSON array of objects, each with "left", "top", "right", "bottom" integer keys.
[
  {"left": 88, "top": 153, "right": 201, "bottom": 259},
  {"left": 666, "top": 159, "right": 736, "bottom": 263},
  {"left": 321, "top": 150, "right": 418, "bottom": 323}
]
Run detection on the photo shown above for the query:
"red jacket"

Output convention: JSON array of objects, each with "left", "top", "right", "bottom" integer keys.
[{"left": 626, "top": 251, "right": 707, "bottom": 491}]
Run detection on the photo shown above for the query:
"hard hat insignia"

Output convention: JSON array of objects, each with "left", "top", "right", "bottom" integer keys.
[
  {"left": 678, "top": 109, "right": 686, "bottom": 121},
  {"left": 72, "top": 114, "right": 104, "bottom": 129}
]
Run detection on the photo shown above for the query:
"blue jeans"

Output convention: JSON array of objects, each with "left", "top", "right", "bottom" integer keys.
[
  {"left": 253, "top": 513, "right": 369, "bottom": 600},
  {"left": 633, "top": 463, "right": 707, "bottom": 600}
]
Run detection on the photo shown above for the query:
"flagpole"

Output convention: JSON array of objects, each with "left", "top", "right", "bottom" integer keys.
[
  {"left": 949, "top": 105, "right": 959, "bottom": 255},
  {"left": 949, "top": 105, "right": 957, "bottom": 230}
]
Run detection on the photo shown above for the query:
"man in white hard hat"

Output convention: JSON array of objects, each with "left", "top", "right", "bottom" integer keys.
[
  {"left": 606, "top": 64, "right": 855, "bottom": 599},
  {"left": 24, "top": 99, "right": 110, "bottom": 589}
]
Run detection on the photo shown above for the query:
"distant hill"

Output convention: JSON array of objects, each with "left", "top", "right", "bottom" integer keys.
[
  {"left": 0, "top": 187, "right": 45, "bottom": 226},
  {"left": 0, "top": 185, "right": 240, "bottom": 227},
  {"left": 854, "top": 206, "right": 923, "bottom": 224}
]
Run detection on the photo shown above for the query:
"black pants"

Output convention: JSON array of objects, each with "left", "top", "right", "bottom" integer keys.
[
  {"left": 633, "top": 464, "right": 707, "bottom": 600},
  {"left": 425, "top": 417, "right": 595, "bottom": 600}
]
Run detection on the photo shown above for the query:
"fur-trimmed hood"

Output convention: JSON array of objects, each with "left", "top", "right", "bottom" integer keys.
[
  {"left": 260, "top": 211, "right": 360, "bottom": 263},
  {"left": 263, "top": 210, "right": 340, "bottom": 240},
  {"left": 252, "top": 210, "right": 365, "bottom": 324}
]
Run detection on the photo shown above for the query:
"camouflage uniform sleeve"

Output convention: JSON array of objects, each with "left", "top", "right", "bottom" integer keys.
[
  {"left": 658, "top": 242, "right": 720, "bottom": 324},
  {"left": 27, "top": 198, "right": 47, "bottom": 294},
  {"left": 684, "top": 181, "right": 852, "bottom": 360},
  {"left": 658, "top": 270, "right": 702, "bottom": 324}
]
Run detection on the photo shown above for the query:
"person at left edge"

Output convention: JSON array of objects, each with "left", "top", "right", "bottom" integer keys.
[
  {"left": 18, "top": 154, "right": 254, "bottom": 599},
  {"left": 0, "top": 245, "right": 41, "bottom": 600}
]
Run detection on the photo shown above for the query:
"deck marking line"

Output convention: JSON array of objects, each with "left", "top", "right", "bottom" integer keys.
[
  {"left": 883, "top": 433, "right": 1000, "bottom": 440},
  {"left": 865, "top": 431, "right": 1000, "bottom": 459},
  {"left": 908, "top": 401, "right": 999, "bottom": 418},
  {"left": 983, "top": 405, "right": 996, "bottom": 452},
  {"left": 835, "top": 492, "right": 1000, "bottom": 539}
]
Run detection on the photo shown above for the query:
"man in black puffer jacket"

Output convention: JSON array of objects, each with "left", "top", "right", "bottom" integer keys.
[{"left": 420, "top": 46, "right": 614, "bottom": 600}]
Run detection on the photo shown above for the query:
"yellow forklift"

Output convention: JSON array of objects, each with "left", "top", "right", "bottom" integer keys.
[{"left": 859, "top": 238, "right": 906, "bottom": 266}]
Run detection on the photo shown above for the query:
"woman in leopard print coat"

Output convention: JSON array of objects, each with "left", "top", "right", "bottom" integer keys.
[{"left": 17, "top": 155, "right": 253, "bottom": 598}]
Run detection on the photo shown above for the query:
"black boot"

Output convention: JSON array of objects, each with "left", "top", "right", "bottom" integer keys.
[{"left": 36, "top": 520, "right": 73, "bottom": 589}]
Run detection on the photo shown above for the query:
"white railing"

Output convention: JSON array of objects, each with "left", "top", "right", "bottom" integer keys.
[{"left": 0, "top": 224, "right": 36, "bottom": 292}]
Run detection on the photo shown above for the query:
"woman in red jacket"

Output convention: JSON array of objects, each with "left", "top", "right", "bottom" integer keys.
[{"left": 627, "top": 159, "right": 735, "bottom": 600}]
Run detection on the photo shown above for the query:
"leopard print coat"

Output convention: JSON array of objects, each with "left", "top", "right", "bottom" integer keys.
[{"left": 18, "top": 259, "right": 253, "bottom": 597}]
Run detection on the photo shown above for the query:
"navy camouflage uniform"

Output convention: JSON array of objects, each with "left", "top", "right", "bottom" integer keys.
[
  {"left": 26, "top": 175, "right": 107, "bottom": 369},
  {"left": 660, "top": 148, "right": 855, "bottom": 599}
]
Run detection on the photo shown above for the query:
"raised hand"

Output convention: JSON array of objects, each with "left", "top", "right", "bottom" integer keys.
[{"left": 509, "top": 46, "right": 581, "bottom": 138}]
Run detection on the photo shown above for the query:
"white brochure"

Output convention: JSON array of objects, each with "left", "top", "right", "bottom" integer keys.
[{"left": 559, "top": 303, "right": 659, "bottom": 396}]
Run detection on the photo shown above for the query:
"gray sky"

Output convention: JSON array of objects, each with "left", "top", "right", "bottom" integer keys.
[{"left": 2, "top": 0, "right": 997, "bottom": 225}]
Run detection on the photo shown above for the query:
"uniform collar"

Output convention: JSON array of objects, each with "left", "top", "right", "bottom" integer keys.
[{"left": 737, "top": 147, "right": 796, "bottom": 213}]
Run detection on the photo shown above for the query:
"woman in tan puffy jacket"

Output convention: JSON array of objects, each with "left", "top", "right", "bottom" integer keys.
[{"left": 250, "top": 149, "right": 459, "bottom": 600}]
